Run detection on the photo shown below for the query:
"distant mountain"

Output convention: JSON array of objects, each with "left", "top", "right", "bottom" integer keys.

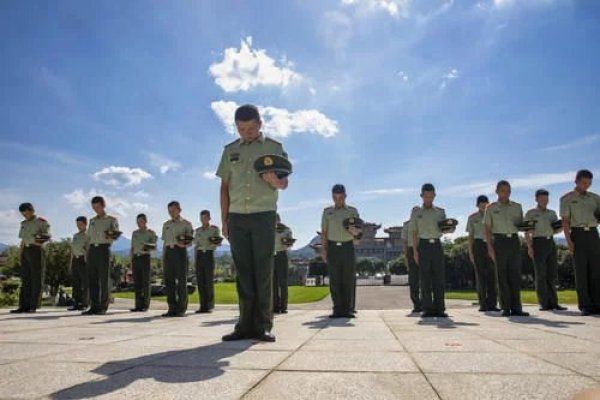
[
  {"left": 0, "top": 243, "right": 8, "bottom": 253},
  {"left": 290, "top": 235, "right": 320, "bottom": 259}
]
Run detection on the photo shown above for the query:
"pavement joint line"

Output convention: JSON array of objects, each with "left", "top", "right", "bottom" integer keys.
[{"left": 381, "top": 311, "right": 443, "bottom": 400}]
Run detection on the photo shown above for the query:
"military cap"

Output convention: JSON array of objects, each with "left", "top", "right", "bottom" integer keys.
[
  {"left": 253, "top": 154, "right": 292, "bottom": 179},
  {"left": 343, "top": 216, "right": 364, "bottom": 239},
  {"left": 281, "top": 237, "right": 296, "bottom": 246},
  {"left": 438, "top": 218, "right": 459, "bottom": 233},
  {"left": 517, "top": 220, "right": 537, "bottom": 232},
  {"left": 276, "top": 222, "right": 289, "bottom": 233},
  {"left": 209, "top": 236, "right": 224, "bottom": 245},
  {"left": 551, "top": 220, "right": 563, "bottom": 232},
  {"left": 105, "top": 230, "right": 122, "bottom": 240},
  {"left": 143, "top": 242, "right": 157, "bottom": 251},
  {"left": 177, "top": 234, "right": 194, "bottom": 245},
  {"left": 34, "top": 233, "right": 51, "bottom": 244},
  {"left": 332, "top": 184, "right": 346, "bottom": 194}
]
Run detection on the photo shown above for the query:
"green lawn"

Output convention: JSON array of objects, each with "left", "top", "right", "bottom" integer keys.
[
  {"left": 445, "top": 289, "right": 578, "bottom": 305},
  {"left": 114, "top": 283, "right": 330, "bottom": 305}
]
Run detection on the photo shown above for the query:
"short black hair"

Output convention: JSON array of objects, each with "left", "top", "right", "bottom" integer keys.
[
  {"left": 421, "top": 183, "right": 435, "bottom": 193},
  {"left": 91, "top": 196, "right": 105, "bottom": 206},
  {"left": 535, "top": 189, "right": 549, "bottom": 198},
  {"left": 76, "top": 216, "right": 87, "bottom": 224},
  {"left": 496, "top": 180, "right": 511, "bottom": 190},
  {"left": 200, "top": 210, "right": 210, "bottom": 216},
  {"left": 167, "top": 201, "right": 181, "bottom": 210},
  {"left": 136, "top": 213, "right": 147, "bottom": 222},
  {"left": 234, "top": 104, "right": 260, "bottom": 122},
  {"left": 19, "top": 203, "right": 34, "bottom": 212},
  {"left": 332, "top": 184, "right": 346, "bottom": 194},
  {"left": 575, "top": 169, "right": 593, "bottom": 181},
  {"left": 476, "top": 195, "right": 489, "bottom": 205}
]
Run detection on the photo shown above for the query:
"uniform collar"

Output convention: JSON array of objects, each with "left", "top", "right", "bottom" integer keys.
[
  {"left": 574, "top": 189, "right": 588, "bottom": 197},
  {"left": 238, "top": 132, "right": 265, "bottom": 146},
  {"left": 171, "top": 216, "right": 182, "bottom": 222},
  {"left": 201, "top": 224, "right": 210, "bottom": 230},
  {"left": 333, "top": 204, "right": 348, "bottom": 210},
  {"left": 536, "top": 206, "right": 547, "bottom": 212}
]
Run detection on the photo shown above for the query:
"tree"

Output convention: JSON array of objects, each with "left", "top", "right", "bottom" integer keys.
[
  {"left": 44, "top": 240, "right": 72, "bottom": 301},
  {"left": 0, "top": 245, "right": 21, "bottom": 277}
]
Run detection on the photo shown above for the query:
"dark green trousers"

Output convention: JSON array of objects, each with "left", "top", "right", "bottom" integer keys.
[
  {"left": 228, "top": 211, "right": 276, "bottom": 335},
  {"left": 195, "top": 250, "right": 215, "bottom": 311},
  {"left": 133, "top": 254, "right": 151, "bottom": 310},
  {"left": 87, "top": 244, "right": 110, "bottom": 312},
  {"left": 570, "top": 228, "right": 600, "bottom": 312},
  {"left": 406, "top": 247, "right": 421, "bottom": 311},
  {"left": 327, "top": 240, "right": 356, "bottom": 315},
  {"left": 273, "top": 251, "right": 289, "bottom": 312},
  {"left": 19, "top": 246, "right": 44, "bottom": 311},
  {"left": 473, "top": 239, "right": 498, "bottom": 309},
  {"left": 493, "top": 235, "right": 523, "bottom": 313},
  {"left": 532, "top": 237, "right": 559, "bottom": 309},
  {"left": 418, "top": 239, "right": 445, "bottom": 314},
  {"left": 71, "top": 255, "right": 89, "bottom": 308},
  {"left": 164, "top": 247, "right": 188, "bottom": 314}
]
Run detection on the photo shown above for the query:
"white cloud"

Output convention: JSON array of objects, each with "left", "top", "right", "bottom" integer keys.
[
  {"left": 92, "top": 166, "right": 153, "bottom": 187},
  {"left": 147, "top": 152, "right": 181, "bottom": 174},
  {"left": 202, "top": 170, "right": 217, "bottom": 181},
  {"left": 360, "top": 187, "right": 412, "bottom": 196},
  {"left": 209, "top": 37, "right": 302, "bottom": 92},
  {"left": 341, "top": 0, "right": 411, "bottom": 18},
  {"left": 64, "top": 189, "right": 149, "bottom": 218},
  {"left": 440, "top": 68, "right": 459, "bottom": 90},
  {"left": 211, "top": 100, "right": 339, "bottom": 138},
  {"left": 397, "top": 71, "right": 409, "bottom": 82},
  {"left": 541, "top": 134, "right": 600, "bottom": 152}
]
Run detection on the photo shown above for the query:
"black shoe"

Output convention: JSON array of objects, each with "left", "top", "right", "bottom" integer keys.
[
  {"left": 273, "top": 309, "right": 281, "bottom": 314},
  {"left": 511, "top": 310, "right": 530, "bottom": 317},
  {"left": 436, "top": 312, "right": 449, "bottom": 318},
  {"left": 24, "top": 309, "right": 37, "bottom": 313},
  {"left": 539, "top": 307, "right": 552, "bottom": 311},
  {"left": 130, "top": 308, "right": 140, "bottom": 312},
  {"left": 162, "top": 311, "right": 176, "bottom": 317},
  {"left": 222, "top": 332, "right": 247, "bottom": 341},
  {"left": 501, "top": 310, "right": 511, "bottom": 317},
  {"left": 10, "top": 308, "right": 25, "bottom": 314},
  {"left": 411, "top": 309, "right": 422, "bottom": 314},
  {"left": 581, "top": 309, "right": 593, "bottom": 316},
  {"left": 554, "top": 305, "right": 567, "bottom": 311},
  {"left": 95, "top": 310, "right": 107, "bottom": 315},
  {"left": 195, "top": 308, "right": 211, "bottom": 314},
  {"left": 421, "top": 312, "right": 436, "bottom": 318},
  {"left": 329, "top": 313, "right": 343, "bottom": 318},
  {"left": 81, "top": 309, "right": 96, "bottom": 315},
  {"left": 343, "top": 313, "right": 356, "bottom": 318},
  {"left": 174, "top": 312, "right": 186, "bottom": 317},
  {"left": 478, "top": 307, "right": 488, "bottom": 312},
  {"left": 67, "top": 306, "right": 80, "bottom": 311},
  {"left": 255, "top": 331, "right": 276, "bottom": 342},
  {"left": 488, "top": 307, "right": 501, "bottom": 312},
  {"left": 280, "top": 310, "right": 288, "bottom": 314}
]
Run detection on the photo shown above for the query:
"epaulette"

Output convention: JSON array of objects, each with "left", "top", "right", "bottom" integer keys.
[
  {"left": 560, "top": 191, "right": 574, "bottom": 200},
  {"left": 38, "top": 216, "right": 47, "bottom": 222},
  {"left": 265, "top": 137, "right": 282, "bottom": 145},
  {"left": 469, "top": 212, "right": 479, "bottom": 218},
  {"left": 225, "top": 139, "right": 239, "bottom": 148}
]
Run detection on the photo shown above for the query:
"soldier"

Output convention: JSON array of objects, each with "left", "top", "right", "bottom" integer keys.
[
  {"left": 273, "top": 214, "right": 293, "bottom": 314},
  {"left": 410, "top": 184, "right": 448, "bottom": 318},
  {"left": 193, "top": 210, "right": 221, "bottom": 314},
  {"left": 217, "top": 104, "right": 289, "bottom": 342},
  {"left": 130, "top": 213, "right": 158, "bottom": 312},
  {"left": 467, "top": 195, "right": 499, "bottom": 312},
  {"left": 525, "top": 190, "right": 567, "bottom": 311},
  {"left": 10, "top": 203, "right": 50, "bottom": 313},
  {"left": 161, "top": 201, "right": 193, "bottom": 317},
  {"left": 401, "top": 219, "right": 421, "bottom": 314},
  {"left": 68, "top": 216, "right": 89, "bottom": 311},
  {"left": 560, "top": 169, "right": 600, "bottom": 315},
  {"left": 484, "top": 181, "right": 529, "bottom": 317},
  {"left": 321, "top": 184, "right": 360, "bottom": 319},
  {"left": 83, "top": 196, "right": 119, "bottom": 315}
]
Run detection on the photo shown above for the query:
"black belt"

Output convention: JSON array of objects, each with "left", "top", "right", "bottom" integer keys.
[
  {"left": 328, "top": 240, "right": 353, "bottom": 247},
  {"left": 493, "top": 233, "right": 518, "bottom": 239},
  {"left": 133, "top": 253, "right": 150, "bottom": 257},
  {"left": 74, "top": 255, "right": 85, "bottom": 259},
  {"left": 419, "top": 238, "right": 441, "bottom": 244},
  {"left": 196, "top": 249, "right": 214, "bottom": 253},
  {"left": 571, "top": 226, "right": 596, "bottom": 232},
  {"left": 90, "top": 243, "right": 110, "bottom": 248},
  {"left": 474, "top": 238, "right": 487, "bottom": 243},
  {"left": 533, "top": 236, "right": 554, "bottom": 241}
]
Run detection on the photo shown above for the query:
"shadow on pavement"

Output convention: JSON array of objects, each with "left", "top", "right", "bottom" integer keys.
[{"left": 417, "top": 317, "right": 479, "bottom": 329}]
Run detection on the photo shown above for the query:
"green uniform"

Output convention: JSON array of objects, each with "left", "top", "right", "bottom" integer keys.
[
  {"left": 70, "top": 231, "right": 89, "bottom": 308},
  {"left": 560, "top": 190, "right": 600, "bottom": 312},
  {"left": 273, "top": 224, "right": 292, "bottom": 312},
  {"left": 194, "top": 224, "right": 220, "bottom": 311},
  {"left": 322, "top": 205, "right": 359, "bottom": 316},
  {"left": 87, "top": 214, "right": 119, "bottom": 313},
  {"left": 401, "top": 220, "right": 421, "bottom": 312},
  {"left": 484, "top": 201, "right": 524, "bottom": 313},
  {"left": 410, "top": 205, "right": 446, "bottom": 315},
  {"left": 467, "top": 211, "right": 497, "bottom": 310},
  {"left": 131, "top": 228, "right": 158, "bottom": 311},
  {"left": 217, "top": 133, "right": 287, "bottom": 335},
  {"left": 18, "top": 216, "right": 50, "bottom": 311},
  {"left": 525, "top": 207, "right": 560, "bottom": 309},
  {"left": 162, "top": 217, "right": 193, "bottom": 315}
]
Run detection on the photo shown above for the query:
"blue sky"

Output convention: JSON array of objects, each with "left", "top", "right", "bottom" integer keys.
[{"left": 1, "top": 0, "right": 599, "bottom": 245}]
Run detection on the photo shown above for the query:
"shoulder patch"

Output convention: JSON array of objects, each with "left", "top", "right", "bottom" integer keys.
[
  {"left": 435, "top": 206, "right": 444, "bottom": 211},
  {"left": 265, "top": 137, "right": 282, "bottom": 145},
  {"left": 38, "top": 217, "right": 46, "bottom": 222},
  {"left": 412, "top": 206, "right": 420, "bottom": 211},
  {"left": 469, "top": 212, "right": 478, "bottom": 217}
]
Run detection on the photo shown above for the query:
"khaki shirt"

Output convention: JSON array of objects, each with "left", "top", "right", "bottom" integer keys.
[
  {"left": 466, "top": 211, "right": 486, "bottom": 240},
  {"left": 525, "top": 207, "right": 558, "bottom": 238},
  {"left": 19, "top": 216, "right": 50, "bottom": 246},
  {"left": 71, "top": 231, "right": 89, "bottom": 257},
  {"left": 131, "top": 228, "right": 158, "bottom": 255},
  {"left": 88, "top": 214, "right": 119, "bottom": 245},
  {"left": 321, "top": 205, "right": 360, "bottom": 243},
  {"left": 401, "top": 220, "right": 415, "bottom": 248},
  {"left": 410, "top": 205, "right": 446, "bottom": 240},
  {"left": 161, "top": 217, "right": 193, "bottom": 247},
  {"left": 216, "top": 134, "right": 287, "bottom": 214},
  {"left": 194, "top": 225, "right": 221, "bottom": 251},
  {"left": 275, "top": 225, "right": 293, "bottom": 253},
  {"left": 559, "top": 190, "right": 600, "bottom": 228},
  {"left": 484, "top": 201, "right": 523, "bottom": 235}
]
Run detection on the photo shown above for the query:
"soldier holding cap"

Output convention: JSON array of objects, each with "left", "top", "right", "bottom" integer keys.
[
  {"left": 130, "top": 213, "right": 158, "bottom": 312},
  {"left": 484, "top": 181, "right": 529, "bottom": 317},
  {"left": 467, "top": 195, "right": 499, "bottom": 312},
  {"left": 68, "top": 216, "right": 89, "bottom": 311},
  {"left": 83, "top": 196, "right": 119, "bottom": 315},
  {"left": 321, "top": 184, "right": 360, "bottom": 318},
  {"left": 11, "top": 203, "right": 50, "bottom": 314},
  {"left": 560, "top": 169, "right": 600, "bottom": 315},
  {"left": 194, "top": 210, "right": 221, "bottom": 314},
  {"left": 410, "top": 184, "right": 448, "bottom": 318},
  {"left": 525, "top": 190, "right": 566, "bottom": 311},
  {"left": 401, "top": 219, "right": 421, "bottom": 314},
  {"left": 216, "top": 104, "right": 289, "bottom": 342},
  {"left": 161, "top": 201, "right": 193, "bottom": 317},
  {"left": 273, "top": 214, "right": 293, "bottom": 314}
]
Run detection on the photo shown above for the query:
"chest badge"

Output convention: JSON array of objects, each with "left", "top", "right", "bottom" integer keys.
[{"left": 264, "top": 156, "right": 273, "bottom": 166}]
